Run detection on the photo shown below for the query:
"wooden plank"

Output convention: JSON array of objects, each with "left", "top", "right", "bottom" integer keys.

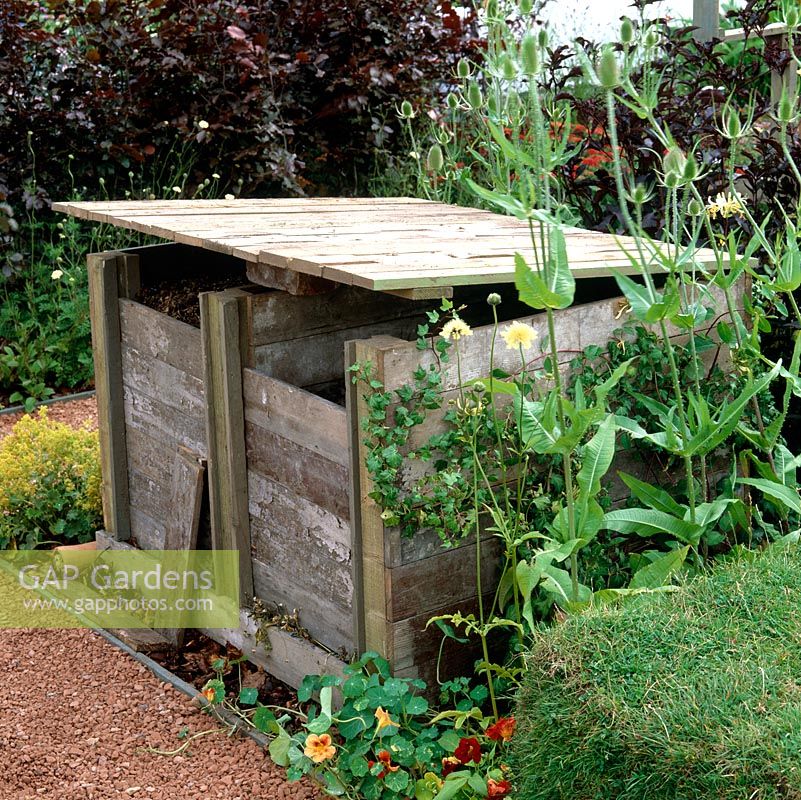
[
  {"left": 385, "top": 287, "right": 454, "bottom": 300},
  {"left": 251, "top": 317, "right": 423, "bottom": 389},
  {"left": 242, "top": 368, "right": 349, "bottom": 468},
  {"left": 200, "top": 289, "right": 253, "bottom": 605},
  {"left": 88, "top": 252, "right": 132, "bottom": 540},
  {"left": 163, "top": 447, "right": 205, "bottom": 646},
  {"left": 199, "top": 608, "right": 348, "bottom": 691},
  {"left": 245, "top": 261, "right": 337, "bottom": 295},
  {"left": 386, "top": 536, "right": 502, "bottom": 622},
  {"left": 120, "top": 345, "right": 205, "bottom": 417},
  {"left": 350, "top": 337, "right": 402, "bottom": 661},
  {"left": 724, "top": 21, "right": 788, "bottom": 42},
  {"left": 119, "top": 299, "right": 204, "bottom": 378},
  {"left": 164, "top": 447, "right": 205, "bottom": 550},
  {"left": 693, "top": 0, "right": 719, "bottom": 41},
  {"left": 245, "top": 284, "right": 430, "bottom": 347},
  {"left": 245, "top": 421, "right": 350, "bottom": 520},
  {"left": 345, "top": 340, "right": 366, "bottom": 653},
  {"left": 123, "top": 383, "right": 207, "bottom": 457},
  {"left": 130, "top": 507, "right": 166, "bottom": 551},
  {"left": 249, "top": 471, "right": 353, "bottom": 653}
]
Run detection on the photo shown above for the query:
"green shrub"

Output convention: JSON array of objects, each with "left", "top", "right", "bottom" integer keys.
[
  {"left": 512, "top": 545, "right": 801, "bottom": 799},
  {"left": 0, "top": 409, "right": 101, "bottom": 549}
]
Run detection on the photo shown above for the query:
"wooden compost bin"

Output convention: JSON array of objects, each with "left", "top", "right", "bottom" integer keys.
[{"left": 54, "top": 198, "right": 731, "bottom": 689}]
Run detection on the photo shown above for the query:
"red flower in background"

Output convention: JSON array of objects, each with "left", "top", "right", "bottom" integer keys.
[
  {"left": 487, "top": 778, "right": 512, "bottom": 797},
  {"left": 441, "top": 756, "right": 461, "bottom": 777},
  {"left": 486, "top": 717, "right": 516, "bottom": 743},
  {"left": 454, "top": 736, "right": 482, "bottom": 764}
]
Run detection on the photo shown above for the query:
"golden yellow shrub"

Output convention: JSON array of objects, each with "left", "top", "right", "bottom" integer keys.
[{"left": 0, "top": 408, "right": 101, "bottom": 548}]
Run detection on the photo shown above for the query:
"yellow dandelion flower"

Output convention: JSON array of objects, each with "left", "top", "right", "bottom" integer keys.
[
  {"left": 304, "top": 733, "right": 336, "bottom": 764},
  {"left": 502, "top": 321, "right": 537, "bottom": 350},
  {"left": 440, "top": 317, "right": 472, "bottom": 341},
  {"left": 374, "top": 706, "right": 398, "bottom": 732}
]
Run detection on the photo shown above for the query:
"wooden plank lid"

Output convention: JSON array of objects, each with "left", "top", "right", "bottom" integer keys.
[{"left": 53, "top": 198, "right": 719, "bottom": 296}]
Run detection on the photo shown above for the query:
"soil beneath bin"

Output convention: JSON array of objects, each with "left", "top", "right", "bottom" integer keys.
[
  {"left": 149, "top": 633, "right": 304, "bottom": 730},
  {"left": 137, "top": 270, "right": 250, "bottom": 328}
]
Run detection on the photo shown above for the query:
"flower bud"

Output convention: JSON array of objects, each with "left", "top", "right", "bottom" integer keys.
[
  {"left": 538, "top": 28, "right": 548, "bottom": 49},
  {"left": 487, "top": 292, "right": 502, "bottom": 306},
  {"left": 501, "top": 54, "right": 518, "bottom": 81},
  {"left": 687, "top": 197, "right": 704, "bottom": 216},
  {"left": 399, "top": 100, "right": 415, "bottom": 119},
  {"left": 521, "top": 33, "right": 539, "bottom": 75},
  {"left": 457, "top": 59, "right": 472, "bottom": 79},
  {"left": 778, "top": 84, "right": 797, "bottom": 125},
  {"left": 629, "top": 184, "right": 652, "bottom": 205},
  {"left": 487, "top": 94, "right": 499, "bottom": 115},
  {"left": 446, "top": 92, "right": 460, "bottom": 110},
  {"left": 427, "top": 144, "right": 444, "bottom": 172},
  {"left": 682, "top": 154, "right": 699, "bottom": 183},
  {"left": 620, "top": 17, "right": 634, "bottom": 45},
  {"left": 467, "top": 81, "right": 483, "bottom": 110},
  {"left": 598, "top": 46, "right": 620, "bottom": 89},
  {"left": 643, "top": 25, "right": 659, "bottom": 47},
  {"left": 662, "top": 145, "right": 687, "bottom": 179},
  {"left": 722, "top": 106, "right": 742, "bottom": 139}
]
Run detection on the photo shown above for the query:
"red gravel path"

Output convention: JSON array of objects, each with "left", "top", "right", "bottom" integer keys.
[
  {"left": 0, "top": 396, "right": 320, "bottom": 799},
  {"left": 0, "top": 628, "right": 321, "bottom": 800}
]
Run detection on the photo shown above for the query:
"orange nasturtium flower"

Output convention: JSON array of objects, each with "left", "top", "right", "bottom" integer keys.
[
  {"left": 374, "top": 706, "right": 397, "bottom": 732},
  {"left": 201, "top": 687, "right": 217, "bottom": 703},
  {"left": 304, "top": 733, "right": 336, "bottom": 764},
  {"left": 486, "top": 717, "right": 517, "bottom": 743},
  {"left": 487, "top": 778, "right": 512, "bottom": 798}
]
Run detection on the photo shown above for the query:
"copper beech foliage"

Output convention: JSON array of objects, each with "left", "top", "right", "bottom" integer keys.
[{"left": 0, "top": 0, "right": 480, "bottom": 209}]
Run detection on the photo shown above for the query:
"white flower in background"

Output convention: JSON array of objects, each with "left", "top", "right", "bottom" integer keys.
[
  {"left": 225, "top": 193, "right": 235, "bottom": 200},
  {"left": 198, "top": 120, "right": 210, "bottom": 129},
  {"left": 51, "top": 269, "right": 63, "bottom": 280},
  {"left": 172, "top": 186, "right": 182, "bottom": 194}
]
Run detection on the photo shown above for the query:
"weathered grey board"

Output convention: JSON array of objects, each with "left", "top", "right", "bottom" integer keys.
[
  {"left": 119, "top": 298, "right": 204, "bottom": 379},
  {"left": 123, "top": 384, "right": 208, "bottom": 456},
  {"left": 251, "top": 318, "right": 422, "bottom": 389},
  {"left": 242, "top": 369, "right": 348, "bottom": 467},
  {"left": 200, "top": 290, "right": 253, "bottom": 605},
  {"left": 200, "top": 608, "right": 347, "bottom": 692},
  {"left": 165, "top": 448, "right": 205, "bottom": 551},
  {"left": 88, "top": 253, "right": 132, "bottom": 540},
  {"left": 245, "top": 422, "right": 350, "bottom": 520},
  {"left": 129, "top": 507, "right": 166, "bottom": 551},
  {"left": 120, "top": 345, "right": 205, "bottom": 418}
]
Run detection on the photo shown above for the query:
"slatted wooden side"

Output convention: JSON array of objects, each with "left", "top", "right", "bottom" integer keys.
[
  {"left": 118, "top": 298, "right": 206, "bottom": 549},
  {"left": 238, "top": 285, "right": 431, "bottom": 393},
  {"left": 350, "top": 277, "right": 749, "bottom": 685},
  {"left": 243, "top": 368, "right": 354, "bottom": 655}
]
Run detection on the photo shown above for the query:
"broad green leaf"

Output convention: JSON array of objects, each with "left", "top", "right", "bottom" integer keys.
[
  {"left": 435, "top": 775, "right": 469, "bottom": 800},
  {"left": 253, "top": 706, "right": 279, "bottom": 734},
  {"left": 739, "top": 478, "right": 801, "bottom": 514},
  {"left": 238, "top": 687, "right": 258, "bottom": 706},
  {"left": 545, "top": 226, "right": 575, "bottom": 308},
  {"left": 619, "top": 471, "right": 685, "bottom": 516},
  {"left": 629, "top": 545, "right": 689, "bottom": 589},
  {"left": 614, "top": 272, "right": 654, "bottom": 320},
  {"left": 515, "top": 252, "right": 568, "bottom": 309},
  {"left": 593, "top": 358, "right": 636, "bottom": 404},
  {"left": 576, "top": 415, "right": 616, "bottom": 500},
  {"left": 686, "top": 362, "right": 780, "bottom": 457},
  {"left": 465, "top": 179, "right": 530, "bottom": 220},
  {"left": 268, "top": 732, "right": 293, "bottom": 767},
  {"left": 603, "top": 507, "right": 703, "bottom": 546},
  {"left": 691, "top": 498, "right": 740, "bottom": 528}
]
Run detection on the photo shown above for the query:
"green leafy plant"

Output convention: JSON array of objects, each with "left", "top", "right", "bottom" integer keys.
[{"left": 0, "top": 408, "right": 101, "bottom": 549}]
